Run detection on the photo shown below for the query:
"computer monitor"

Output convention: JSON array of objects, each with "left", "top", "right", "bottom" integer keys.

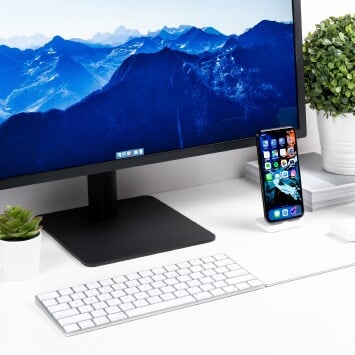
[{"left": 0, "top": 0, "right": 306, "bottom": 266}]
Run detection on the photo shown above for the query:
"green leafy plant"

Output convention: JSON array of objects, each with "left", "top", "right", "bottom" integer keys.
[
  {"left": 0, "top": 206, "right": 42, "bottom": 241},
  {"left": 303, "top": 14, "right": 355, "bottom": 117}
]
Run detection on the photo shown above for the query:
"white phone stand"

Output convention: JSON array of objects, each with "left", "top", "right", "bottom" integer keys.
[{"left": 256, "top": 217, "right": 304, "bottom": 233}]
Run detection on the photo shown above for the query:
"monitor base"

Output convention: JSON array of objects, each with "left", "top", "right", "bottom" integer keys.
[{"left": 42, "top": 196, "right": 215, "bottom": 267}]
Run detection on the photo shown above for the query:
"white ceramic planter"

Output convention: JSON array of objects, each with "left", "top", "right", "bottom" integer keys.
[
  {"left": 0, "top": 232, "right": 41, "bottom": 281},
  {"left": 317, "top": 112, "right": 355, "bottom": 175}
]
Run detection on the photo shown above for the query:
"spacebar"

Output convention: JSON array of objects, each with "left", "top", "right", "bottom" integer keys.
[{"left": 126, "top": 296, "right": 195, "bottom": 318}]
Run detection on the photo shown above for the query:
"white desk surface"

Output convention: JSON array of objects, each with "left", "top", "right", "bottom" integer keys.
[{"left": 2, "top": 178, "right": 355, "bottom": 355}]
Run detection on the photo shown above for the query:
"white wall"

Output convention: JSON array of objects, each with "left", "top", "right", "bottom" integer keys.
[{"left": 0, "top": 0, "right": 353, "bottom": 215}]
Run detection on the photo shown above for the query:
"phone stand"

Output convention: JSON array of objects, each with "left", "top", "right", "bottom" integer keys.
[{"left": 255, "top": 217, "right": 304, "bottom": 233}]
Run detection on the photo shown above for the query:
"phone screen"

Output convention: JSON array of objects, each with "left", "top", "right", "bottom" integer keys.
[{"left": 257, "top": 127, "right": 304, "bottom": 222}]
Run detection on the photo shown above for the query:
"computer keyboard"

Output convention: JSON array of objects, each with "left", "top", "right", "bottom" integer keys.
[{"left": 36, "top": 254, "right": 265, "bottom": 336}]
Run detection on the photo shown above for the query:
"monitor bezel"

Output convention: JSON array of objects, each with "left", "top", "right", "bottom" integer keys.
[{"left": 0, "top": 0, "right": 306, "bottom": 191}]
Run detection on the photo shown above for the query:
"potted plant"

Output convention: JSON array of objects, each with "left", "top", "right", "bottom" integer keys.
[
  {"left": 0, "top": 205, "right": 42, "bottom": 281},
  {"left": 303, "top": 14, "right": 355, "bottom": 175}
]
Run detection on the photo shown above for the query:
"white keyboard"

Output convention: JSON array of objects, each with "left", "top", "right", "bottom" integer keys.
[{"left": 36, "top": 254, "right": 265, "bottom": 336}]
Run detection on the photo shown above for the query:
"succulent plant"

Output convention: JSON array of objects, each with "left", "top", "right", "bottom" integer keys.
[
  {"left": 303, "top": 14, "right": 355, "bottom": 117},
  {"left": 0, "top": 205, "right": 42, "bottom": 241}
]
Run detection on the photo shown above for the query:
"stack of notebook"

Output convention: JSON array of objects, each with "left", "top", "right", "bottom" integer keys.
[{"left": 245, "top": 152, "right": 355, "bottom": 211}]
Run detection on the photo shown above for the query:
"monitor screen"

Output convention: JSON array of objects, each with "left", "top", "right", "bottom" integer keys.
[{"left": 0, "top": 0, "right": 303, "bottom": 181}]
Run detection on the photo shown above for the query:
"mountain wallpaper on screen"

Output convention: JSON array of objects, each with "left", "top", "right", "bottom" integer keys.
[{"left": 0, "top": 20, "right": 298, "bottom": 179}]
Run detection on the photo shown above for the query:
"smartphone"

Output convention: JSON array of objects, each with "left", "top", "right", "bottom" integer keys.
[{"left": 256, "top": 127, "right": 304, "bottom": 223}]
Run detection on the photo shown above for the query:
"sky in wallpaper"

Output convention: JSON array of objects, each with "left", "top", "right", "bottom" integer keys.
[{"left": 0, "top": 0, "right": 292, "bottom": 39}]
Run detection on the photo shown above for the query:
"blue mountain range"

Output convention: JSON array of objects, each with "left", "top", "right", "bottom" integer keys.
[{"left": 0, "top": 21, "right": 298, "bottom": 179}]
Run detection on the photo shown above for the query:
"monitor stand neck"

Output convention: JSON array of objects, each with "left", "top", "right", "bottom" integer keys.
[{"left": 88, "top": 171, "right": 118, "bottom": 220}]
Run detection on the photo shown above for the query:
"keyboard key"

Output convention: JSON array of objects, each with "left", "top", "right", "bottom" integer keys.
[
  {"left": 190, "top": 259, "right": 203, "bottom": 266},
  {"left": 113, "top": 276, "right": 127, "bottom": 283},
  {"left": 73, "top": 285, "right": 87, "bottom": 293},
  {"left": 71, "top": 292, "right": 86, "bottom": 300},
  {"left": 93, "top": 302, "right": 107, "bottom": 310},
  {"left": 138, "top": 284, "right": 153, "bottom": 292},
  {"left": 177, "top": 268, "right": 191, "bottom": 276},
  {"left": 165, "top": 264, "right": 179, "bottom": 272},
  {"left": 107, "top": 299, "right": 122, "bottom": 307},
  {"left": 140, "top": 277, "right": 153, "bottom": 285},
  {"left": 226, "top": 275, "right": 253, "bottom": 285},
  {"left": 147, "top": 296, "right": 162, "bottom": 304},
  {"left": 126, "top": 280, "right": 140, "bottom": 288},
  {"left": 215, "top": 266, "right": 229, "bottom": 274},
  {"left": 135, "top": 292, "right": 149, "bottom": 300},
  {"left": 108, "top": 312, "right": 127, "bottom": 322},
  {"left": 59, "top": 288, "right": 73, "bottom": 296},
  {"left": 215, "top": 259, "right": 233, "bottom": 267},
  {"left": 200, "top": 283, "right": 214, "bottom": 292},
  {"left": 248, "top": 279, "right": 264, "bottom": 287},
  {"left": 177, "top": 275, "right": 191, "bottom": 283},
  {"left": 98, "top": 286, "right": 114, "bottom": 294},
  {"left": 126, "top": 296, "right": 195, "bottom": 318},
  {"left": 70, "top": 299, "right": 85, "bottom": 308},
  {"left": 126, "top": 287, "right": 139, "bottom": 295},
  {"left": 213, "top": 280, "right": 228, "bottom": 288},
  {"left": 98, "top": 293, "right": 112, "bottom": 302},
  {"left": 151, "top": 281, "right": 165, "bottom": 288},
  {"left": 78, "top": 320, "right": 95, "bottom": 329},
  {"left": 106, "top": 306, "right": 120, "bottom": 314},
  {"left": 63, "top": 323, "right": 80, "bottom": 334},
  {"left": 187, "top": 279, "right": 201, "bottom": 287},
  {"left": 42, "top": 299, "right": 57, "bottom": 307},
  {"left": 187, "top": 287, "right": 201, "bottom": 295},
  {"left": 91, "top": 309, "right": 107, "bottom": 318},
  {"left": 210, "top": 288, "right": 225, "bottom": 297},
  {"left": 177, "top": 262, "right": 190, "bottom": 268},
  {"left": 85, "top": 289, "right": 99, "bottom": 297},
  {"left": 57, "top": 296, "right": 72, "bottom": 304},
  {"left": 86, "top": 282, "right": 100, "bottom": 290},
  {"left": 53, "top": 308, "right": 79, "bottom": 320},
  {"left": 121, "top": 295, "right": 135, "bottom": 303},
  {"left": 99, "top": 279, "right": 114, "bottom": 287},
  {"left": 126, "top": 273, "right": 140, "bottom": 281},
  {"left": 84, "top": 296, "right": 98, "bottom": 305},
  {"left": 148, "top": 289, "right": 162, "bottom": 297},
  {"left": 161, "top": 293, "right": 175, "bottom": 301},
  {"left": 174, "top": 282, "right": 188, "bottom": 290},
  {"left": 93, "top": 316, "right": 109, "bottom": 326},
  {"left": 152, "top": 267, "right": 165, "bottom": 275},
  {"left": 225, "top": 269, "right": 248, "bottom": 278},
  {"left": 165, "top": 278, "right": 178, "bottom": 285},
  {"left": 165, "top": 271, "right": 179, "bottom": 278},
  {"left": 202, "top": 263, "right": 215, "bottom": 270},
  {"left": 161, "top": 286, "right": 175, "bottom": 294},
  {"left": 152, "top": 274, "right": 165, "bottom": 282},
  {"left": 223, "top": 285, "right": 238, "bottom": 293},
  {"left": 120, "top": 302, "right": 135, "bottom": 311},
  {"left": 38, "top": 291, "right": 59, "bottom": 301},
  {"left": 78, "top": 305, "right": 94, "bottom": 313},
  {"left": 201, "top": 256, "right": 215, "bottom": 263},
  {"left": 194, "top": 292, "right": 212, "bottom": 300},
  {"left": 213, "top": 254, "right": 228, "bottom": 261},
  {"left": 111, "top": 290, "right": 126, "bottom": 298},
  {"left": 174, "top": 290, "right": 189, "bottom": 298},
  {"left": 227, "top": 263, "right": 241, "bottom": 271},
  {"left": 236, "top": 282, "right": 250, "bottom": 290},
  {"left": 190, "top": 265, "right": 203, "bottom": 273},
  {"left": 139, "top": 270, "right": 153, "bottom": 277},
  {"left": 48, "top": 303, "right": 69, "bottom": 313},
  {"left": 134, "top": 299, "right": 149, "bottom": 308}
]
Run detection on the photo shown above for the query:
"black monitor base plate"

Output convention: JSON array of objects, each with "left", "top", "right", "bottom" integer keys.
[{"left": 42, "top": 196, "right": 215, "bottom": 267}]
